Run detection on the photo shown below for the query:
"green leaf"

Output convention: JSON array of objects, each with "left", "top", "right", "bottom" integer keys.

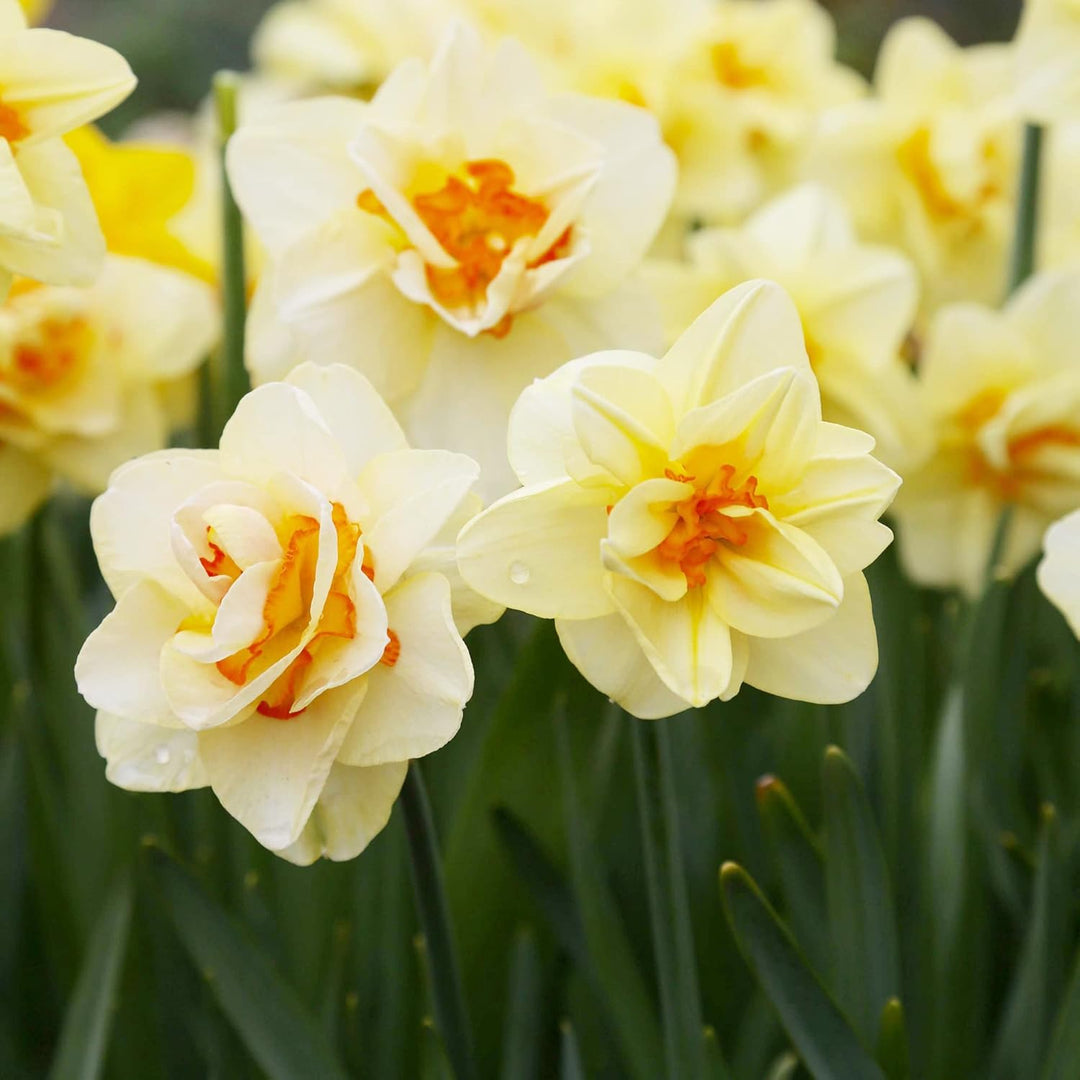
[
  {"left": 822, "top": 746, "right": 900, "bottom": 1045},
  {"left": 500, "top": 929, "right": 543, "bottom": 1080},
  {"left": 150, "top": 850, "right": 349, "bottom": 1080},
  {"left": 720, "top": 862, "right": 884, "bottom": 1080},
  {"left": 991, "top": 804, "right": 1066, "bottom": 1079},
  {"left": 875, "top": 999, "right": 910, "bottom": 1080},
  {"left": 1042, "top": 936, "right": 1080, "bottom": 1080},
  {"left": 755, "top": 775, "right": 828, "bottom": 976},
  {"left": 559, "top": 1021, "right": 585, "bottom": 1080},
  {"left": 48, "top": 871, "right": 133, "bottom": 1080}
]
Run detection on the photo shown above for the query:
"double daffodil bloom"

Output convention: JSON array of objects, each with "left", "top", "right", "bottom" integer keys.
[
  {"left": 1015, "top": 0, "right": 1080, "bottom": 123},
  {"left": 458, "top": 281, "right": 900, "bottom": 717},
  {"left": 0, "top": 0, "right": 135, "bottom": 295},
  {"left": 893, "top": 270, "right": 1080, "bottom": 596},
  {"left": 1037, "top": 510, "right": 1080, "bottom": 636},
  {"left": 228, "top": 23, "right": 676, "bottom": 498},
  {"left": 811, "top": 17, "right": 1018, "bottom": 313},
  {"left": 0, "top": 257, "right": 218, "bottom": 535},
  {"left": 647, "top": 184, "right": 925, "bottom": 469},
  {"left": 76, "top": 364, "right": 496, "bottom": 864}
]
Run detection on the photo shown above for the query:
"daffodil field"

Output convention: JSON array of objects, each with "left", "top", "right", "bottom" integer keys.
[{"left": 6, "top": 0, "right": 1080, "bottom": 1077}]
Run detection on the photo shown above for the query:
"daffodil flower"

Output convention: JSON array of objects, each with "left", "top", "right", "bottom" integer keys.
[
  {"left": 0, "top": 0, "right": 135, "bottom": 294},
  {"left": 457, "top": 280, "right": 900, "bottom": 717},
  {"left": 0, "top": 257, "right": 217, "bottom": 534},
  {"left": 228, "top": 22, "right": 676, "bottom": 497},
  {"left": 76, "top": 364, "right": 497, "bottom": 864},
  {"left": 893, "top": 270, "right": 1080, "bottom": 596},
  {"left": 810, "top": 17, "right": 1019, "bottom": 313},
  {"left": 647, "top": 183, "right": 927, "bottom": 469}
]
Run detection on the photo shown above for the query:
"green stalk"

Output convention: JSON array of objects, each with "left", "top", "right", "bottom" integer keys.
[
  {"left": 1007, "top": 124, "right": 1044, "bottom": 297},
  {"left": 630, "top": 716, "right": 709, "bottom": 1080},
  {"left": 400, "top": 762, "right": 476, "bottom": 1080},
  {"left": 210, "top": 71, "right": 250, "bottom": 443}
]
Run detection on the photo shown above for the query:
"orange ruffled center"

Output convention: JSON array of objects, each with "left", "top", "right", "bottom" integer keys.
[
  {"left": 212, "top": 503, "right": 362, "bottom": 720},
  {"left": 6, "top": 316, "right": 93, "bottom": 396},
  {"left": 0, "top": 102, "right": 28, "bottom": 144},
  {"left": 656, "top": 465, "right": 769, "bottom": 589},
  {"left": 358, "top": 159, "right": 572, "bottom": 338}
]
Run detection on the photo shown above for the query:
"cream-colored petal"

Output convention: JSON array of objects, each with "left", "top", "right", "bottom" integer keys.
[
  {"left": 707, "top": 511, "right": 843, "bottom": 639},
  {"left": 1037, "top": 510, "right": 1080, "bottom": 638},
  {"left": 198, "top": 680, "right": 363, "bottom": 851},
  {"left": 0, "top": 138, "right": 104, "bottom": 286},
  {"left": 75, "top": 579, "right": 190, "bottom": 726},
  {"left": 90, "top": 449, "right": 227, "bottom": 605},
  {"left": 605, "top": 476, "right": 689, "bottom": 559},
  {"left": 544, "top": 93, "right": 677, "bottom": 297},
  {"left": 570, "top": 362, "right": 675, "bottom": 488},
  {"left": 284, "top": 362, "right": 408, "bottom": 477},
  {"left": 96, "top": 713, "right": 208, "bottom": 793},
  {"left": 359, "top": 448, "right": 480, "bottom": 592},
  {"left": 0, "top": 29, "right": 135, "bottom": 143},
  {"left": 202, "top": 504, "right": 282, "bottom": 569},
  {"left": 743, "top": 572, "right": 878, "bottom": 704},
  {"left": 218, "top": 381, "right": 349, "bottom": 498},
  {"left": 507, "top": 348, "right": 659, "bottom": 488},
  {"left": 555, "top": 613, "right": 689, "bottom": 720},
  {"left": 277, "top": 760, "right": 407, "bottom": 866},
  {"left": 226, "top": 96, "right": 371, "bottom": 254},
  {"left": 657, "top": 280, "right": 812, "bottom": 415},
  {"left": 607, "top": 576, "right": 734, "bottom": 708},
  {"left": 743, "top": 183, "right": 855, "bottom": 268},
  {"left": 457, "top": 478, "right": 614, "bottom": 619},
  {"left": 338, "top": 572, "right": 471, "bottom": 766}
]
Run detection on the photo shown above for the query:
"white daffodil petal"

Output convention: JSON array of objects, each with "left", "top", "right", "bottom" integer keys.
[
  {"left": 95, "top": 713, "right": 208, "bottom": 793},
  {"left": 199, "top": 680, "right": 362, "bottom": 852},
  {"left": 338, "top": 573, "right": 471, "bottom": 766},
  {"left": 743, "top": 572, "right": 878, "bottom": 704},
  {"left": 457, "top": 478, "right": 613, "bottom": 619}
]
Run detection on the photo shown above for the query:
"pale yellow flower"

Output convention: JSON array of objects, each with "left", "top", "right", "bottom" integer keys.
[
  {"left": 893, "top": 270, "right": 1080, "bottom": 596},
  {"left": 1015, "top": 0, "right": 1080, "bottom": 123},
  {"left": 811, "top": 17, "right": 1019, "bottom": 313},
  {"left": 457, "top": 281, "right": 900, "bottom": 716},
  {"left": 253, "top": 0, "right": 464, "bottom": 96},
  {"left": 0, "top": 0, "right": 135, "bottom": 294},
  {"left": 0, "top": 257, "right": 217, "bottom": 534},
  {"left": 76, "top": 363, "right": 495, "bottom": 863},
  {"left": 1037, "top": 509, "right": 1080, "bottom": 635},
  {"left": 229, "top": 23, "right": 677, "bottom": 497},
  {"left": 647, "top": 184, "right": 925, "bottom": 469}
]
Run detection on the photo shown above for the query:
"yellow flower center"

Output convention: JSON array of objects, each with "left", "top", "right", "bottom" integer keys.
[
  {"left": 358, "top": 159, "right": 572, "bottom": 338},
  {"left": 711, "top": 42, "right": 771, "bottom": 90},
  {"left": 896, "top": 127, "right": 1001, "bottom": 225},
  {"left": 6, "top": 316, "right": 93, "bottom": 395},
  {"left": 656, "top": 465, "right": 769, "bottom": 588},
  {"left": 212, "top": 503, "right": 364, "bottom": 720},
  {"left": 0, "top": 101, "right": 28, "bottom": 144}
]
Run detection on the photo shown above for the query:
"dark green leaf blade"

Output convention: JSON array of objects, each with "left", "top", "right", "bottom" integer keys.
[
  {"left": 822, "top": 746, "right": 901, "bottom": 1045},
  {"left": 720, "top": 862, "right": 883, "bottom": 1080},
  {"left": 48, "top": 871, "right": 133, "bottom": 1080},
  {"left": 151, "top": 850, "right": 348, "bottom": 1080}
]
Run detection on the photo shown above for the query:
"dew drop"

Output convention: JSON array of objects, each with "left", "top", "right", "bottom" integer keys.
[
  {"left": 509, "top": 561, "right": 530, "bottom": 585},
  {"left": 154, "top": 744, "right": 172, "bottom": 766}
]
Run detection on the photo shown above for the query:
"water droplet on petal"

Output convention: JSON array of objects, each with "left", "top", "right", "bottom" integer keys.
[
  {"left": 154, "top": 744, "right": 172, "bottom": 766},
  {"left": 509, "top": 561, "right": 530, "bottom": 585}
]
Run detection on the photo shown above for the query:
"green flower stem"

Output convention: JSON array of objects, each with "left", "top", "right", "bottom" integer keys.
[
  {"left": 1007, "top": 123, "right": 1044, "bottom": 297},
  {"left": 400, "top": 761, "right": 476, "bottom": 1080},
  {"left": 210, "top": 71, "right": 250, "bottom": 443},
  {"left": 630, "top": 716, "right": 710, "bottom": 1080}
]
